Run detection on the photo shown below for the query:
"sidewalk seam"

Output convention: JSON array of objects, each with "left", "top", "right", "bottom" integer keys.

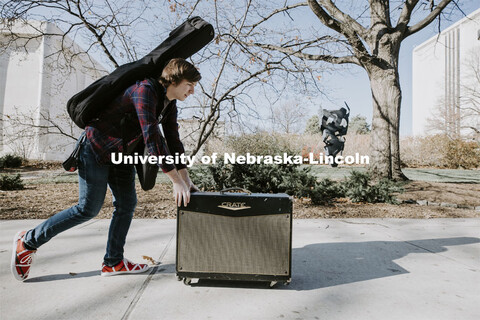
[
  {"left": 403, "top": 240, "right": 480, "bottom": 270},
  {"left": 362, "top": 223, "right": 480, "bottom": 270},
  {"left": 120, "top": 232, "right": 175, "bottom": 320}
]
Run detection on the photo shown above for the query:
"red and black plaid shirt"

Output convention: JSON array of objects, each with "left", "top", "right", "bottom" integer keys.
[{"left": 85, "top": 78, "right": 186, "bottom": 173}]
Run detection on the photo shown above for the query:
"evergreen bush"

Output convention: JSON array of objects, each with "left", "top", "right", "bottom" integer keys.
[
  {"left": 0, "top": 174, "right": 25, "bottom": 190},
  {"left": 343, "top": 171, "right": 402, "bottom": 204},
  {"left": 191, "top": 165, "right": 403, "bottom": 205},
  {"left": 0, "top": 154, "right": 23, "bottom": 168},
  {"left": 190, "top": 160, "right": 344, "bottom": 204},
  {"left": 309, "top": 178, "right": 345, "bottom": 205}
]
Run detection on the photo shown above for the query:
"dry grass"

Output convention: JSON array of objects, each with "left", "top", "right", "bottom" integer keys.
[{"left": 401, "top": 135, "right": 448, "bottom": 168}]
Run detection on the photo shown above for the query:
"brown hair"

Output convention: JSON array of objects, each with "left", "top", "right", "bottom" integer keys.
[{"left": 159, "top": 58, "right": 201, "bottom": 87}]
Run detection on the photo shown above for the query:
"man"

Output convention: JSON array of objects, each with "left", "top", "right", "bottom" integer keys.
[{"left": 11, "top": 58, "right": 200, "bottom": 280}]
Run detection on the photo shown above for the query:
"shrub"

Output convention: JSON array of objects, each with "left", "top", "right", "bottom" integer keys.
[
  {"left": 278, "top": 166, "right": 317, "bottom": 198},
  {"left": 309, "top": 178, "right": 345, "bottom": 205},
  {"left": 191, "top": 159, "right": 307, "bottom": 194},
  {"left": 226, "top": 163, "right": 287, "bottom": 193},
  {"left": 343, "top": 171, "right": 403, "bottom": 204},
  {"left": 192, "top": 133, "right": 306, "bottom": 194},
  {"left": 188, "top": 164, "right": 220, "bottom": 191},
  {"left": 191, "top": 163, "right": 403, "bottom": 205},
  {"left": 190, "top": 159, "right": 345, "bottom": 204},
  {"left": 0, "top": 174, "right": 25, "bottom": 190},
  {"left": 0, "top": 154, "right": 23, "bottom": 168},
  {"left": 444, "top": 139, "right": 480, "bottom": 169},
  {"left": 225, "top": 132, "right": 299, "bottom": 156},
  {"left": 400, "top": 135, "right": 446, "bottom": 168},
  {"left": 400, "top": 134, "right": 480, "bottom": 169}
]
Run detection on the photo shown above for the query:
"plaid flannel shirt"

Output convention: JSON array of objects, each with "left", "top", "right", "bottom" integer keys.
[{"left": 85, "top": 78, "right": 186, "bottom": 173}]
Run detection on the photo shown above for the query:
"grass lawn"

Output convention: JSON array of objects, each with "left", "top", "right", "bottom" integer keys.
[{"left": 306, "top": 165, "right": 479, "bottom": 183}]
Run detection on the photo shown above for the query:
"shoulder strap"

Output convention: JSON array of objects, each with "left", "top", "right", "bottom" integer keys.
[{"left": 146, "top": 78, "right": 171, "bottom": 124}]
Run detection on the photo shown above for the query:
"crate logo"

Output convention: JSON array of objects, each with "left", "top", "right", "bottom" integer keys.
[{"left": 218, "top": 202, "right": 251, "bottom": 211}]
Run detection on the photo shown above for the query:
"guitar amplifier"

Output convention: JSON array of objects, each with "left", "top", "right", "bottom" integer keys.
[{"left": 176, "top": 190, "right": 292, "bottom": 286}]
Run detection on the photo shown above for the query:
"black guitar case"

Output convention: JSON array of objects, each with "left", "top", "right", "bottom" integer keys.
[{"left": 67, "top": 16, "right": 215, "bottom": 129}]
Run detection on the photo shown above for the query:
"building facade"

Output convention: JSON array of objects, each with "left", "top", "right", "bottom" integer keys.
[
  {"left": 412, "top": 8, "right": 480, "bottom": 139},
  {"left": 0, "top": 20, "right": 106, "bottom": 160}
]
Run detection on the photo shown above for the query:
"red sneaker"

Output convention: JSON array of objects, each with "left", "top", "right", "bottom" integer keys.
[
  {"left": 11, "top": 231, "right": 37, "bottom": 281},
  {"left": 101, "top": 258, "right": 150, "bottom": 277}
]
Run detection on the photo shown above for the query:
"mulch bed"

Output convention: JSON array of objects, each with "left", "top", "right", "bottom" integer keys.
[{"left": 1, "top": 181, "right": 479, "bottom": 220}]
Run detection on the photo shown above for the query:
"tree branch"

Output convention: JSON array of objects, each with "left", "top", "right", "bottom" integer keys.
[
  {"left": 246, "top": 2, "right": 308, "bottom": 35},
  {"left": 396, "top": 0, "right": 419, "bottom": 29},
  {"left": 307, "top": 0, "right": 369, "bottom": 57},
  {"left": 307, "top": 0, "right": 342, "bottom": 33},
  {"left": 319, "top": 0, "right": 367, "bottom": 37},
  {"left": 73, "top": 0, "right": 119, "bottom": 67},
  {"left": 247, "top": 41, "right": 360, "bottom": 65},
  {"left": 405, "top": 0, "right": 454, "bottom": 37}
]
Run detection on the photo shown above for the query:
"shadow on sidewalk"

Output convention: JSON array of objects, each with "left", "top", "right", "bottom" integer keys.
[
  {"left": 25, "top": 270, "right": 99, "bottom": 282},
  {"left": 22, "top": 237, "right": 479, "bottom": 288},
  {"left": 288, "top": 237, "right": 479, "bottom": 290},
  {"left": 159, "top": 237, "right": 479, "bottom": 290}
]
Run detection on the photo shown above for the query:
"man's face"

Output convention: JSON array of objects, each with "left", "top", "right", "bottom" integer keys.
[{"left": 169, "top": 79, "right": 197, "bottom": 101}]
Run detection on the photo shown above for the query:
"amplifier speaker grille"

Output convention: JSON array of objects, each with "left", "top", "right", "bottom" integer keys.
[{"left": 177, "top": 211, "right": 291, "bottom": 275}]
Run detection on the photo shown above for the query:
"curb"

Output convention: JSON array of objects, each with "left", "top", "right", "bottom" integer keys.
[{"left": 401, "top": 199, "right": 480, "bottom": 211}]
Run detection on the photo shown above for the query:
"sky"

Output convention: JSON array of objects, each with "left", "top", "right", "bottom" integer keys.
[
  {"left": 33, "top": 0, "right": 479, "bottom": 136},
  {"left": 311, "top": 1, "right": 480, "bottom": 137}
]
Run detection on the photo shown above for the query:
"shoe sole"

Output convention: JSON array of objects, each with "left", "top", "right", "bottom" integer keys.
[
  {"left": 101, "top": 266, "right": 151, "bottom": 277},
  {"left": 11, "top": 231, "right": 26, "bottom": 281}
]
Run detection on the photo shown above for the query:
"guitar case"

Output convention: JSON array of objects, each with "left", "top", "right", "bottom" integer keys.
[{"left": 67, "top": 16, "right": 215, "bottom": 129}]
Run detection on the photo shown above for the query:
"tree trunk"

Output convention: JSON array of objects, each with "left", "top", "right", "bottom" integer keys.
[{"left": 367, "top": 67, "right": 408, "bottom": 181}]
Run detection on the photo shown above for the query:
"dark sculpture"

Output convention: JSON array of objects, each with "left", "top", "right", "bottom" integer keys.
[{"left": 320, "top": 102, "right": 350, "bottom": 167}]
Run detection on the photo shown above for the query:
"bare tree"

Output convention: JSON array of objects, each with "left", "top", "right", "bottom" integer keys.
[
  {"left": 169, "top": 0, "right": 329, "bottom": 154},
  {"left": 270, "top": 100, "right": 308, "bottom": 134},
  {"left": 238, "top": 0, "right": 464, "bottom": 180},
  {"left": 2, "top": 106, "right": 78, "bottom": 158},
  {"left": 0, "top": 0, "right": 156, "bottom": 68},
  {"left": 426, "top": 96, "right": 460, "bottom": 139},
  {"left": 427, "top": 48, "right": 480, "bottom": 140},
  {"left": 460, "top": 48, "right": 480, "bottom": 138},
  {"left": 1, "top": 0, "right": 329, "bottom": 157}
]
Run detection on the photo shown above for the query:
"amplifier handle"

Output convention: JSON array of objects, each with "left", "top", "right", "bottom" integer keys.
[{"left": 219, "top": 187, "right": 252, "bottom": 195}]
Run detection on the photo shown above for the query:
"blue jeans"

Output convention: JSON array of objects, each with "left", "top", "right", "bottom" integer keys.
[{"left": 23, "top": 134, "right": 137, "bottom": 266}]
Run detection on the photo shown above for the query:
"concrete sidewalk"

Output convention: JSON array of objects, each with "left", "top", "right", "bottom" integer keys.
[{"left": 1, "top": 219, "right": 479, "bottom": 320}]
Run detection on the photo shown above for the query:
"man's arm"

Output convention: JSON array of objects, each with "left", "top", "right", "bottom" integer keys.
[
  {"left": 130, "top": 82, "right": 176, "bottom": 173},
  {"left": 131, "top": 81, "right": 194, "bottom": 206},
  {"left": 161, "top": 103, "right": 187, "bottom": 171}
]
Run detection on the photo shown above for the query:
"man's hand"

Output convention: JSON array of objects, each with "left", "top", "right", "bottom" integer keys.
[
  {"left": 189, "top": 183, "right": 200, "bottom": 192},
  {"left": 172, "top": 180, "right": 190, "bottom": 207},
  {"left": 178, "top": 168, "right": 199, "bottom": 192},
  {"left": 166, "top": 169, "right": 191, "bottom": 207}
]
